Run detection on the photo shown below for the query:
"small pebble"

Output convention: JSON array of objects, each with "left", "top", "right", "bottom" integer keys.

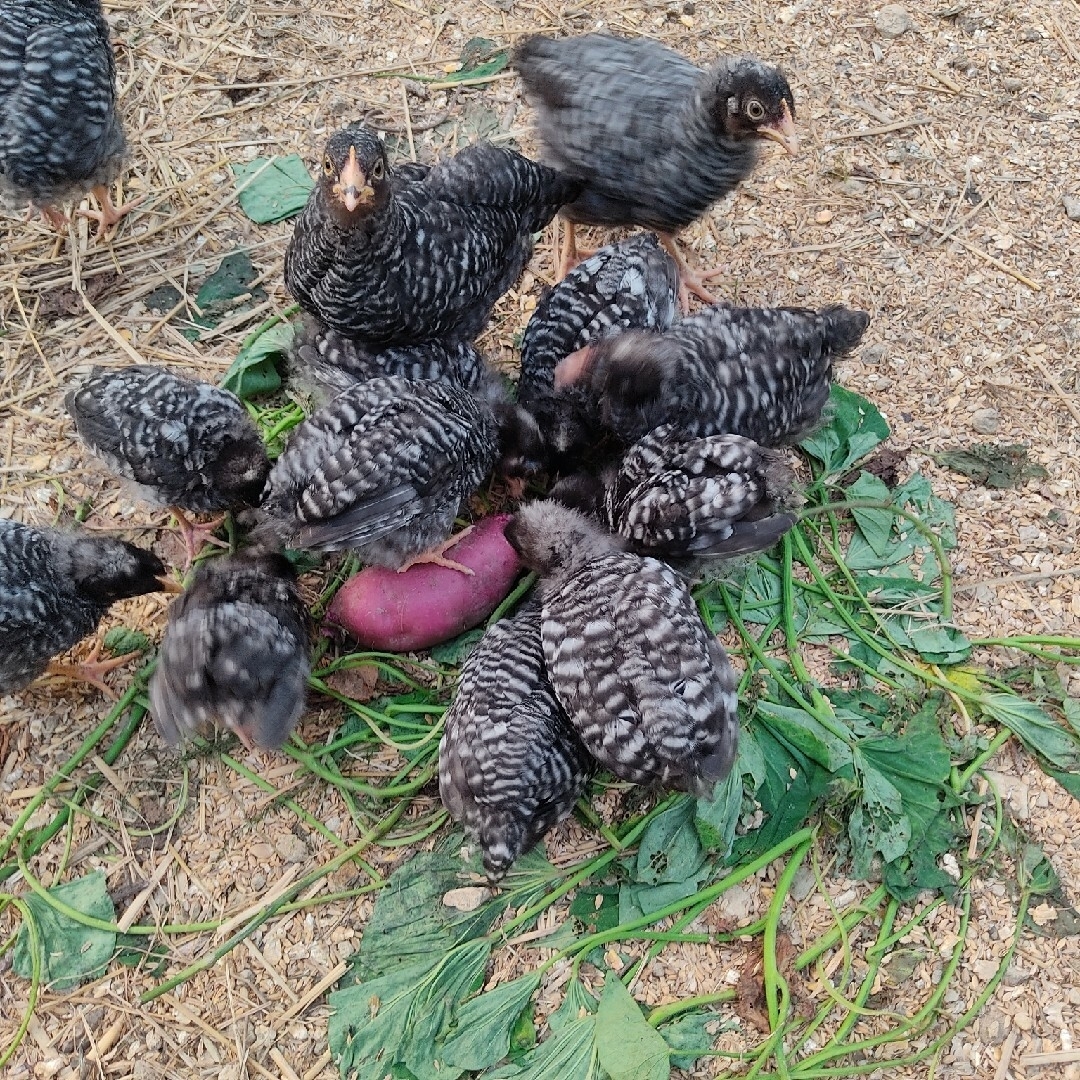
[
  {"left": 1063, "top": 195, "right": 1080, "bottom": 222},
  {"left": 861, "top": 344, "right": 887, "bottom": 365},
  {"left": 876, "top": 4, "right": 914, "bottom": 37},
  {"left": 971, "top": 408, "right": 1001, "bottom": 435},
  {"left": 274, "top": 833, "right": 309, "bottom": 864},
  {"left": 1002, "top": 77, "right": 1024, "bottom": 91},
  {"left": 838, "top": 178, "right": 867, "bottom": 197},
  {"left": 815, "top": 209, "right": 834, "bottom": 224}
]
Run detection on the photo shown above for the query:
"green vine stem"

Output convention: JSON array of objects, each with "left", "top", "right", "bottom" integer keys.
[{"left": 0, "top": 895, "right": 41, "bottom": 1068}]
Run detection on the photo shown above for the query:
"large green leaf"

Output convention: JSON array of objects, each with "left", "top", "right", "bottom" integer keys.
[
  {"left": 221, "top": 318, "right": 294, "bottom": 399},
  {"left": 594, "top": 974, "right": 670, "bottom": 1080},
  {"left": 440, "top": 972, "right": 542, "bottom": 1071},
  {"left": 481, "top": 1015, "right": 599, "bottom": 1080},
  {"left": 657, "top": 1010, "right": 721, "bottom": 1070},
  {"left": 13, "top": 871, "right": 116, "bottom": 991},
  {"left": 232, "top": 154, "right": 314, "bottom": 223},
  {"left": 634, "top": 798, "right": 704, "bottom": 886},
  {"left": 980, "top": 695, "right": 1080, "bottom": 771},
  {"left": 755, "top": 702, "right": 853, "bottom": 773},
  {"left": 800, "top": 385, "right": 890, "bottom": 477}
]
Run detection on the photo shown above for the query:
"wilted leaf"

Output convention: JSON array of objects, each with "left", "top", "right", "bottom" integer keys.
[
  {"left": 634, "top": 798, "right": 704, "bottom": 886},
  {"left": 980, "top": 694, "right": 1080, "bottom": 771},
  {"left": 232, "top": 154, "right": 314, "bottom": 223},
  {"left": 657, "top": 1010, "right": 720, "bottom": 1070},
  {"left": 933, "top": 444, "right": 1047, "bottom": 489},
  {"left": 441, "top": 971, "right": 541, "bottom": 1071},
  {"left": 13, "top": 871, "right": 116, "bottom": 991},
  {"left": 481, "top": 1013, "right": 598, "bottom": 1079},
  {"left": 221, "top": 318, "right": 294, "bottom": 399},
  {"left": 755, "top": 702, "right": 853, "bottom": 773},
  {"left": 102, "top": 627, "right": 151, "bottom": 656},
  {"left": 595, "top": 974, "right": 670, "bottom": 1080}
]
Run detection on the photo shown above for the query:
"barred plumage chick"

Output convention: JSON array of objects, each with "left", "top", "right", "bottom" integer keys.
[
  {"left": 518, "top": 234, "right": 677, "bottom": 466},
  {"left": 149, "top": 552, "right": 310, "bottom": 751},
  {"left": 551, "top": 427, "right": 798, "bottom": 571},
  {"left": 439, "top": 602, "right": 596, "bottom": 882},
  {"left": 284, "top": 124, "right": 580, "bottom": 346},
  {"left": 0, "top": 518, "right": 170, "bottom": 695},
  {"left": 256, "top": 374, "right": 542, "bottom": 570},
  {"left": 513, "top": 34, "right": 797, "bottom": 305},
  {"left": 556, "top": 304, "right": 870, "bottom": 447},
  {"left": 0, "top": 0, "right": 137, "bottom": 234},
  {"left": 66, "top": 365, "right": 270, "bottom": 566},
  {"left": 286, "top": 313, "right": 488, "bottom": 404},
  {"left": 506, "top": 501, "right": 738, "bottom": 797}
]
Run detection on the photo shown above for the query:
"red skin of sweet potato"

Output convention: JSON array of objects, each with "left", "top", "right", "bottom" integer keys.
[{"left": 323, "top": 515, "right": 523, "bottom": 652}]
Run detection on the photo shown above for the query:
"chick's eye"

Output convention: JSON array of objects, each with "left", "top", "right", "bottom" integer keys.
[
  {"left": 372, "top": 159, "right": 384, "bottom": 180},
  {"left": 745, "top": 98, "right": 766, "bottom": 122},
  {"left": 323, "top": 157, "right": 334, "bottom": 176}
]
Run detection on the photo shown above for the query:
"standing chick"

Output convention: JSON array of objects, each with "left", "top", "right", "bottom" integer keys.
[
  {"left": 551, "top": 427, "right": 798, "bottom": 572},
  {"left": 518, "top": 234, "right": 677, "bottom": 467},
  {"left": 66, "top": 365, "right": 271, "bottom": 568},
  {"left": 513, "top": 33, "right": 797, "bottom": 307},
  {"left": 556, "top": 304, "right": 870, "bottom": 447},
  {"left": 0, "top": 518, "right": 172, "bottom": 695},
  {"left": 286, "top": 313, "right": 488, "bottom": 404},
  {"left": 149, "top": 552, "right": 310, "bottom": 752},
  {"left": 506, "top": 501, "right": 738, "bottom": 797},
  {"left": 0, "top": 0, "right": 137, "bottom": 234},
  {"left": 284, "top": 124, "right": 580, "bottom": 346},
  {"left": 439, "top": 602, "right": 596, "bottom": 882},
  {"left": 256, "top": 374, "right": 542, "bottom": 572}
]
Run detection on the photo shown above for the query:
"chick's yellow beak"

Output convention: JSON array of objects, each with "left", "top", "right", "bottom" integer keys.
[
  {"left": 336, "top": 146, "right": 376, "bottom": 211},
  {"left": 758, "top": 100, "right": 800, "bottom": 157}
]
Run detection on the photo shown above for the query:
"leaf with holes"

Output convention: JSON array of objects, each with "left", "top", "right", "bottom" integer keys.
[{"left": 634, "top": 798, "right": 704, "bottom": 886}]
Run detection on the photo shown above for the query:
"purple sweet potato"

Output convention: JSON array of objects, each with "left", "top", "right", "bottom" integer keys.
[{"left": 324, "top": 515, "right": 523, "bottom": 652}]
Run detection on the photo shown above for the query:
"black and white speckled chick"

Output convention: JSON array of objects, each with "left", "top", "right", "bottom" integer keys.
[
  {"left": 439, "top": 602, "right": 596, "bottom": 882},
  {"left": 255, "top": 374, "right": 543, "bottom": 566},
  {"left": 0, "top": 518, "right": 168, "bottom": 694},
  {"left": 284, "top": 124, "right": 581, "bottom": 346},
  {"left": 518, "top": 234, "right": 677, "bottom": 465},
  {"left": 557, "top": 304, "right": 871, "bottom": 447},
  {"left": 0, "top": 0, "right": 133, "bottom": 231},
  {"left": 506, "top": 501, "right": 738, "bottom": 797},
  {"left": 513, "top": 34, "right": 797, "bottom": 301},
  {"left": 66, "top": 365, "right": 271, "bottom": 515},
  {"left": 286, "top": 313, "right": 488, "bottom": 404},
  {"left": 551, "top": 426, "right": 798, "bottom": 565},
  {"left": 149, "top": 552, "right": 310, "bottom": 751}
]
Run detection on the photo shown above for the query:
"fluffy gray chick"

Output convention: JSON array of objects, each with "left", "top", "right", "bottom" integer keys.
[
  {"left": 505, "top": 500, "right": 738, "bottom": 797},
  {"left": 550, "top": 426, "right": 798, "bottom": 575},
  {"left": 517, "top": 233, "right": 677, "bottom": 467},
  {"left": 556, "top": 304, "right": 870, "bottom": 447},
  {"left": 0, "top": 0, "right": 135, "bottom": 233},
  {"left": 0, "top": 518, "right": 169, "bottom": 694},
  {"left": 150, "top": 552, "right": 310, "bottom": 752},
  {"left": 255, "top": 373, "right": 543, "bottom": 569},
  {"left": 439, "top": 601, "right": 596, "bottom": 882}
]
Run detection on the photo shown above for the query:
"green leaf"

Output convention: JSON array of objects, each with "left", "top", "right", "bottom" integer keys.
[
  {"left": 847, "top": 472, "right": 895, "bottom": 556},
  {"left": 221, "top": 318, "right": 294, "bottom": 399},
  {"left": 657, "top": 1010, "right": 722, "bottom": 1070},
  {"left": 329, "top": 941, "right": 489, "bottom": 1080},
  {"left": 634, "top": 798, "right": 704, "bottom": 886},
  {"left": 980, "top": 694, "right": 1080, "bottom": 771},
  {"left": 232, "top": 154, "right": 314, "bottom": 223},
  {"left": 569, "top": 887, "right": 620, "bottom": 933},
  {"left": 430, "top": 627, "right": 486, "bottom": 666},
  {"left": 482, "top": 1014, "right": 598, "bottom": 1079},
  {"left": 441, "top": 972, "right": 541, "bottom": 1071},
  {"left": 594, "top": 973, "right": 670, "bottom": 1080},
  {"left": 12, "top": 871, "right": 116, "bottom": 991},
  {"left": 183, "top": 251, "right": 266, "bottom": 340},
  {"left": 694, "top": 761, "right": 744, "bottom": 857},
  {"left": 102, "top": 627, "right": 151, "bottom": 656},
  {"left": 755, "top": 702, "right": 853, "bottom": 773},
  {"left": 548, "top": 979, "right": 597, "bottom": 1033},
  {"left": 800, "top": 385, "right": 890, "bottom": 477}
]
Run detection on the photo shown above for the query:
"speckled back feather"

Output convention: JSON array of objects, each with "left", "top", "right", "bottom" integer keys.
[
  {"left": 255, "top": 375, "right": 501, "bottom": 566},
  {"left": 518, "top": 234, "right": 677, "bottom": 464},
  {"left": 0, "top": 0, "right": 125, "bottom": 209},
  {"left": 579, "top": 304, "right": 870, "bottom": 446},
  {"left": 507, "top": 501, "right": 739, "bottom": 796},
  {"left": 286, "top": 314, "right": 488, "bottom": 403},
  {"left": 285, "top": 131, "right": 581, "bottom": 345},
  {"left": 66, "top": 365, "right": 270, "bottom": 513},
  {"left": 0, "top": 518, "right": 166, "bottom": 693},
  {"left": 149, "top": 553, "right": 310, "bottom": 751},
  {"left": 439, "top": 602, "right": 596, "bottom": 881}
]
